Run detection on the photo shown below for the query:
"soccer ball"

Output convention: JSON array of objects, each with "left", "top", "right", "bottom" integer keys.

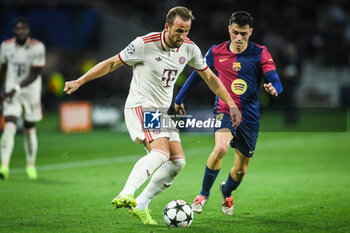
[{"left": 163, "top": 200, "right": 194, "bottom": 227}]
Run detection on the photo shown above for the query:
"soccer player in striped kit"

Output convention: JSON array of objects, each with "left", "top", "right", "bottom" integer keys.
[
  {"left": 175, "top": 11, "right": 283, "bottom": 215},
  {"left": 64, "top": 6, "right": 241, "bottom": 224}
]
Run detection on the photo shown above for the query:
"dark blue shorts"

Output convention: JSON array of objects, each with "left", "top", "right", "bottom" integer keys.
[{"left": 214, "top": 112, "right": 259, "bottom": 157}]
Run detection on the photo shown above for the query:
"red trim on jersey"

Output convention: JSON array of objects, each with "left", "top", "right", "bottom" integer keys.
[
  {"left": 143, "top": 36, "right": 160, "bottom": 39},
  {"left": 134, "top": 107, "right": 146, "bottom": 141},
  {"left": 169, "top": 155, "right": 185, "bottom": 161},
  {"left": 144, "top": 39, "right": 161, "bottom": 44},
  {"left": 135, "top": 107, "right": 153, "bottom": 142},
  {"left": 135, "top": 107, "right": 149, "bottom": 142},
  {"left": 139, "top": 107, "right": 153, "bottom": 142},
  {"left": 152, "top": 149, "right": 170, "bottom": 160},
  {"left": 3, "top": 38, "right": 15, "bottom": 44},
  {"left": 142, "top": 34, "right": 161, "bottom": 43},
  {"left": 142, "top": 33, "right": 161, "bottom": 40},
  {"left": 142, "top": 34, "right": 161, "bottom": 40},
  {"left": 134, "top": 107, "right": 143, "bottom": 125},
  {"left": 160, "top": 31, "right": 166, "bottom": 51},
  {"left": 184, "top": 38, "right": 194, "bottom": 45},
  {"left": 143, "top": 36, "right": 160, "bottom": 40},
  {"left": 118, "top": 53, "right": 130, "bottom": 66},
  {"left": 194, "top": 65, "right": 209, "bottom": 72},
  {"left": 140, "top": 107, "right": 153, "bottom": 142}
]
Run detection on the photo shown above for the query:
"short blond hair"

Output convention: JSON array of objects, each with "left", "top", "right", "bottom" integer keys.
[{"left": 166, "top": 6, "right": 195, "bottom": 25}]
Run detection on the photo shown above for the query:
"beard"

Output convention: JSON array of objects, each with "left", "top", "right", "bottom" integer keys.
[
  {"left": 168, "top": 35, "right": 183, "bottom": 48},
  {"left": 15, "top": 36, "right": 28, "bottom": 46}
]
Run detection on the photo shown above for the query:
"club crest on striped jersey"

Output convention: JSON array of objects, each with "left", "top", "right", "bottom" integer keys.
[
  {"left": 231, "top": 78, "right": 247, "bottom": 95},
  {"left": 232, "top": 62, "right": 241, "bottom": 71},
  {"left": 179, "top": 56, "right": 186, "bottom": 64}
]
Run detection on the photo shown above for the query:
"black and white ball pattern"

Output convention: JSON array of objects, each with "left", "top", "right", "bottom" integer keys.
[{"left": 163, "top": 200, "right": 194, "bottom": 227}]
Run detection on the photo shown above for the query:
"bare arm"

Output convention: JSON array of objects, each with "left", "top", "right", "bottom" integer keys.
[
  {"left": 0, "top": 64, "right": 7, "bottom": 91},
  {"left": 197, "top": 68, "right": 236, "bottom": 108},
  {"left": 20, "top": 67, "right": 42, "bottom": 87},
  {"left": 64, "top": 55, "right": 124, "bottom": 95},
  {"left": 0, "top": 64, "right": 7, "bottom": 102},
  {"left": 197, "top": 68, "right": 242, "bottom": 127}
]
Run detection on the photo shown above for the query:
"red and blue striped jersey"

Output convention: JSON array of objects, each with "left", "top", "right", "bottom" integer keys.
[{"left": 175, "top": 40, "right": 280, "bottom": 125}]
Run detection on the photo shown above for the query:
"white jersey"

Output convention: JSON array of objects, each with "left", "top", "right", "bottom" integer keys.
[
  {"left": 0, "top": 37, "right": 45, "bottom": 98},
  {"left": 118, "top": 30, "right": 208, "bottom": 111}
]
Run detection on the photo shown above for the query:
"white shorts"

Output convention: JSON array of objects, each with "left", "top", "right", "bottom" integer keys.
[
  {"left": 3, "top": 92, "right": 42, "bottom": 122},
  {"left": 124, "top": 106, "right": 180, "bottom": 144}
]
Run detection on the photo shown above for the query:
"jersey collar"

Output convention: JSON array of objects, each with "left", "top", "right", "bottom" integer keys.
[
  {"left": 226, "top": 40, "right": 253, "bottom": 54},
  {"left": 161, "top": 30, "right": 179, "bottom": 52}
]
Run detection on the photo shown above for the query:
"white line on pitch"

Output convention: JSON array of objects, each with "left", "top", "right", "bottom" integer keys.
[
  {"left": 10, "top": 146, "right": 212, "bottom": 174},
  {"left": 9, "top": 133, "right": 346, "bottom": 174}
]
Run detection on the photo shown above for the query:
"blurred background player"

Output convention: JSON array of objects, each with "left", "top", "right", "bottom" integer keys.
[
  {"left": 175, "top": 11, "right": 283, "bottom": 215},
  {"left": 279, "top": 41, "right": 300, "bottom": 125},
  {"left": 64, "top": 6, "right": 240, "bottom": 225},
  {"left": 0, "top": 17, "right": 45, "bottom": 180}
]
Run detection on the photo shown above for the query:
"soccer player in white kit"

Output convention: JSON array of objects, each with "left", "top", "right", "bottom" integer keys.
[
  {"left": 64, "top": 6, "right": 241, "bottom": 224},
  {"left": 0, "top": 17, "right": 45, "bottom": 180}
]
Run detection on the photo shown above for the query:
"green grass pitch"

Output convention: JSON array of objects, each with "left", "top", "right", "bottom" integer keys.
[{"left": 0, "top": 114, "right": 349, "bottom": 233}]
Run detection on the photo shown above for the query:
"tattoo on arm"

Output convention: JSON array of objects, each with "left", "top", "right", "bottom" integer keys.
[{"left": 110, "top": 61, "right": 118, "bottom": 72}]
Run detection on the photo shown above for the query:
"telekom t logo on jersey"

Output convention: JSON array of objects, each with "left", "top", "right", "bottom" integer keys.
[{"left": 162, "top": 69, "right": 178, "bottom": 87}]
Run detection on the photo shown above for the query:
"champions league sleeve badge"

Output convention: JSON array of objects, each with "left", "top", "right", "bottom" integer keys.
[{"left": 126, "top": 44, "right": 135, "bottom": 55}]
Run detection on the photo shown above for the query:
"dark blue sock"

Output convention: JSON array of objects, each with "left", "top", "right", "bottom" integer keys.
[
  {"left": 200, "top": 166, "right": 220, "bottom": 198},
  {"left": 222, "top": 174, "right": 240, "bottom": 198}
]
